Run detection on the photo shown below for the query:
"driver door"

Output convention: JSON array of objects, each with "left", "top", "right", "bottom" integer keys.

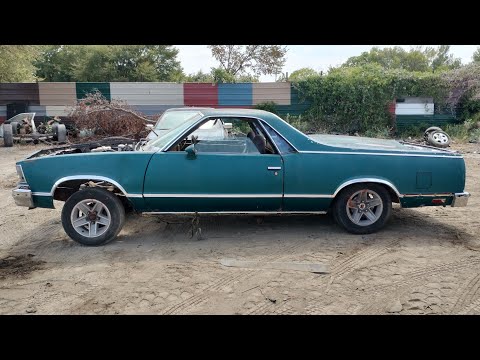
[{"left": 143, "top": 121, "right": 284, "bottom": 213}]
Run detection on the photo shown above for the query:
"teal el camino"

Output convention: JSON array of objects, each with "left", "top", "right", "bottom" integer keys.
[{"left": 12, "top": 109, "right": 470, "bottom": 246}]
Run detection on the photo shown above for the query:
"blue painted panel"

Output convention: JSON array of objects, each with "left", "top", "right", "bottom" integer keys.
[{"left": 218, "top": 83, "right": 252, "bottom": 106}]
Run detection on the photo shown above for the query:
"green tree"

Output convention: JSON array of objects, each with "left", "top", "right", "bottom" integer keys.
[
  {"left": 0, "top": 45, "right": 41, "bottom": 82},
  {"left": 35, "top": 45, "right": 183, "bottom": 82},
  {"left": 473, "top": 47, "right": 480, "bottom": 62},
  {"left": 343, "top": 46, "right": 461, "bottom": 72},
  {"left": 208, "top": 45, "right": 287, "bottom": 77},
  {"left": 288, "top": 67, "right": 319, "bottom": 81}
]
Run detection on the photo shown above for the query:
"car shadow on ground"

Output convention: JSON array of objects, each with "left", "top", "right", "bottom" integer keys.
[{"left": 6, "top": 207, "right": 474, "bottom": 259}]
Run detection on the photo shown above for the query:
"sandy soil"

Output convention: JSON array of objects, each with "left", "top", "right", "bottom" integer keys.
[{"left": 0, "top": 141, "right": 479, "bottom": 315}]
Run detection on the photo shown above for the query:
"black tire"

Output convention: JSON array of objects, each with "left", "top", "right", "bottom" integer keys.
[
  {"left": 11, "top": 121, "right": 18, "bottom": 135},
  {"left": 427, "top": 130, "right": 450, "bottom": 148},
  {"left": 51, "top": 123, "right": 59, "bottom": 140},
  {"left": 56, "top": 124, "right": 67, "bottom": 143},
  {"left": 424, "top": 126, "right": 442, "bottom": 140},
  {"left": 3, "top": 124, "right": 13, "bottom": 147},
  {"left": 424, "top": 126, "right": 442, "bottom": 134},
  {"left": 332, "top": 183, "right": 392, "bottom": 235},
  {"left": 61, "top": 187, "right": 125, "bottom": 246}
]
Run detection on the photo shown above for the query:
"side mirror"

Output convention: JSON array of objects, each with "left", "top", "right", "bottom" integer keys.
[
  {"left": 185, "top": 144, "right": 197, "bottom": 159},
  {"left": 146, "top": 124, "right": 154, "bottom": 131}
]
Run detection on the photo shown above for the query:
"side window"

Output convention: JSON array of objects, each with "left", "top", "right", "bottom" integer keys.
[
  {"left": 262, "top": 122, "right": 296, "bottom": 154},
  {"left": 195, "top": 118, "right": 261, "bottom": 154}
]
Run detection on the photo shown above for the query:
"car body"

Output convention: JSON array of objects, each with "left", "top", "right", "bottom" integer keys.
[{"left": 12, "top": 108, "right": 469, "bottom": 246}]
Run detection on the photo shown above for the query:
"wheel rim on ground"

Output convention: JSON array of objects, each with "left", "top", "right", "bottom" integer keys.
[
  {"left": 346, "top": 189, "right": 383, "bottom": 226},
  {"left": 70, "top": 199, "right": 111, "bottom": 238},
  {"left": 431, "top": 132, "right": 449, "bottom": 145}
]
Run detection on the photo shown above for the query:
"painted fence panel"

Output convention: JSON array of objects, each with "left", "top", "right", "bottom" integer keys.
[
  {"left": 28, "top": 106, "right": 47, "bottom": 116},
  {"left": 110, "top": 83, "right": 184, "bottom": 105},
  {"left": 132, "top": 105, "right": 179, "bottom": 116},
  {"left": 45, "top": 106, "right": 71, "bottom": 117},
  {"left": 184, "top": 83, "right": 218, "bottom": 107},
  {"left": 76, "top": 83, "right": 111, "bottom": 101},
  {"left": 0, "top": 83, "right": 40, "bottom": 105},
  {"left": 38, "top": 82, "right": 77, "bottom": 105},
  {"left": 218, "top": 83, "right": 252, "bottom": 106},
  {"left": 252, "top": 82, "right": 291, "bottom": 105}
]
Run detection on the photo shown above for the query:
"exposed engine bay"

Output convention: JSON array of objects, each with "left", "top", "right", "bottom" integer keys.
[{"left": 27, "top": 137, "right": 137, "bottom": 159}]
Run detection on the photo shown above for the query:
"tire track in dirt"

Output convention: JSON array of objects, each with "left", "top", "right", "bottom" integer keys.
[
  {"left": 366, "top": 258, "right": 480, "bottom": 292},
  {"left": 324, "top": 238, "right": 399, "bottom": 293},
  {"left": 451, "top": 273, "right": 480, "bottom": 314},
  {"left": 161, "top": 236, "right": 313, "bottom": 314},
  {"left": 357, "top": 259, "right": 480, "bottom": 314},
  {"left": 161, "top": 272, "right": 249, "bottom": 314}
]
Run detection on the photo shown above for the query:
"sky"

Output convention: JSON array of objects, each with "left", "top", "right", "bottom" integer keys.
[{"left": 175, "top": 45, "right": 479, "bottom": 81}]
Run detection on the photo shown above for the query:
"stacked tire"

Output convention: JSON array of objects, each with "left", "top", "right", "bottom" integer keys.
[{"left": 424, "top": 126, "right": 450, "bottom": 148}]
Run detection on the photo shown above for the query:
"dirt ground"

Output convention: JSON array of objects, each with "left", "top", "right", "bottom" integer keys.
[{"left": 1, "top": 141, "right": 479, "bottom": 315}]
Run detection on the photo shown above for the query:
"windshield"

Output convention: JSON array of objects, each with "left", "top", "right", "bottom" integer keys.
[
  {"left": 155, "top": 111, "right": 202, "bottom": 130},
  {"left": 143, "top": 113, "right": 204, "bottom": 151}
]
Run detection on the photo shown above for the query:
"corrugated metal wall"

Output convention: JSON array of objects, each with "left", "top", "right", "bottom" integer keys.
[
  {"left": 110, "top": 83, "right": 183, "bottom": 105},
  {"left": 38, "top": 82, "right": 76, "bottom": 105},
  {"left": 218, "top": 83, "right": 252, "bottom": 106},
  {"left": 252, "top": 82, "right": 290, "bottom": 105},
  {"left": 76, "top": 82, "right": 111, "bottom": 101},
  {"left": 0, "top": 82, "right": 310, "bottom": 120},
  {"left": 184, "top": 83, "right": 218, "bottom": 107},
  {"left": 0, "top": 83, "right": 40, "bottom": 105},
  {"left": 0, "top": 105, "right": 6, "bottom": 124}
]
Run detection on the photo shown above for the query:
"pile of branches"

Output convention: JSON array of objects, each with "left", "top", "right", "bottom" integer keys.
[{"left": 68, "top": 91, "right": 156, "bottom": 141}]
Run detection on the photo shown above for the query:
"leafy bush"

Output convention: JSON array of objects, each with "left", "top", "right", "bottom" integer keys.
[
  {"left": 254, "top": 101, "right": 279, "bottom": 115},
  {"left": 294, "top": 64, "right": 450, "bottom": 133}
]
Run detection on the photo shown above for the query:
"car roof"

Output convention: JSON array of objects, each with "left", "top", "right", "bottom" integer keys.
[
  {"left": 198, "top": 108, "right": 273, "bottom": 118},
  {"left": 165, "top": 107, "right": 214, "bottom": 112}
]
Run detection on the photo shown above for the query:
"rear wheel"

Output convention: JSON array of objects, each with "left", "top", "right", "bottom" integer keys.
[
  {"left": 61, "top": 187, "right": 125, "bottom": 246},
  {"left": 3, "top": 124, "right": 13, "bottom": 147},
  {"left": 333, "top": 183, "right": 392, "bottom": 234}
]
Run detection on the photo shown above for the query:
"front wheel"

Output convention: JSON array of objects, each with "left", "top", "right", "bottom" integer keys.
[
  {"left": 61, "top": 187, "right": 125, "bottom": 246},
  {"left": 333, "top": 183, "right": 392, "bottom": 234}
]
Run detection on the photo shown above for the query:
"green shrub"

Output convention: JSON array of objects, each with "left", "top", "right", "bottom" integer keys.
[{"left": 254, "top": 101, "right": 278, "bottom": 115}]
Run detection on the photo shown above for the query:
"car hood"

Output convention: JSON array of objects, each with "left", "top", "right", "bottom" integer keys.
[{"left": 308, "top": 134, "right": 458, "bottom": 154}]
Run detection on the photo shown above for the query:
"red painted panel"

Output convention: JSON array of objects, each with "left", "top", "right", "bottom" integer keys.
[
  {"left": 184, "top": 83, "right": 218, "bottom": 106},
  {"left": 0, "top": 116, "right": 5, "bottom": 124}
]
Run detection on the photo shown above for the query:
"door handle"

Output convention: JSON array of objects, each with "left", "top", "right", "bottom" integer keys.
[{"left": 267, "top": 166, "right": 282, "bottom": 170}]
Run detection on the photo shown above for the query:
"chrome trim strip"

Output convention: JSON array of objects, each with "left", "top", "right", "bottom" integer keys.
[
  {"left": 284, "top": 194, "right": 334, "bottom": 198},
  {"left": 143, "top": 193, "right": 282, "bottom": 198},
  {"left": 403, "top": 193, "right": 454, "bottom": 198},
  {"left": 126, "top": 194, "right": 143, "bottom": 198},
  {"left": 143, "top": 211, "right": 327, "bottom": 215},
  {"left": 333, "top": 178, "right": 403, "bottom": 198},
  {"left": 50, "top": 175, "right": 129, "bottom": 197},
  {"left": 298, "top": 150, "right": 462, "bottom": 159},
  {"left": 32, "top": 192, "right": 51, "bottom": 197},
  {"left": 267, "top": 166, "right": 282, "bottom": 170}
]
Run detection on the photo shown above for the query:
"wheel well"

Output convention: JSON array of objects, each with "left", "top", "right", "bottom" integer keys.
[
  {"left": 53, "top": 180, "right": 132, "bottom": 209},
  {"left": 331, "top": 181, "right": 400, "bottom": 206}
]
